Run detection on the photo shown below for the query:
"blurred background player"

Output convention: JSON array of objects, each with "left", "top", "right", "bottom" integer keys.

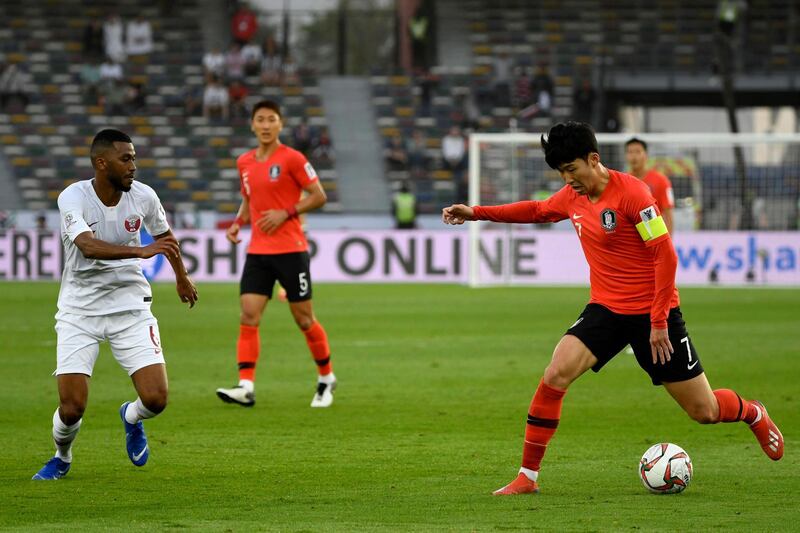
[
  {"left": 625, "top": 137, "right": 675, "bottom": 234},
  {"left": 442, "top": 122, "right": 784, "bottom": 495},
  {"left": 216, "top": 100, "right": 335, "bottom": 408},
  {"left": 33, "top": 129, "right": 198, "bottom": 480}
]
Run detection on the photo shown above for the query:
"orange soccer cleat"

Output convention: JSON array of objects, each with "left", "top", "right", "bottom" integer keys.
[
  {"left": 749, "top": 401, "right": 784, "bottom": 461},
  {"left": 492, "top": 473, "right": 540, "bottom": 495}
]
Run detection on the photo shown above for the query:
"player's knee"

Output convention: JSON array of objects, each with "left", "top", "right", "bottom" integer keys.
[
  {"left": 542, "top": 364, "right": 572, "bottom": 390},
  {"left": 687, "top": 404, "right": 717, "bottom": 424},
  {"left": 140, "top": 389, "right": 168, "bottom": 414},
  {"left": 59, "top": 401, "right": 85, "bottom": 425},
  {"left": 294, "top": 314, "right": 314, "bottom": 330},
  {"left": 240, "top": 310, "right": 261, "bottom": 326}
]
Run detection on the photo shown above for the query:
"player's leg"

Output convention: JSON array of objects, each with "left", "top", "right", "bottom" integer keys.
[
  {"left": 637, "top": 308, "right": 783, "bottom": 460},
  {"left": 288, "top": 299, "right": 336, "bottom": 407},
  {"left": 215, "top": 293, "right": 269, "bottom": 405},
  {"left": 277, "top": 251, "right": 336, "bottom": 407},
  {"left": 32, "top": 374, "right": 90, "bottom": 480},
  {"left": 494, "top": 334, "right": 598, "bottom": 495},
  {"left": 495, "top": 304, "right": 627, "bottom": 495},
  {"left": 109, "top": 310, "right": 168, "bottom": 467},
  {"left": 33, "top": 314, "right": 103, "bottom": 480},
  {"left": 217, "top": 254, "right": 274, "bottom": 406}
]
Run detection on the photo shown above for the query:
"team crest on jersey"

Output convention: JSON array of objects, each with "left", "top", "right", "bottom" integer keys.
[
  {"left": 124, "top": 215, "right": 142, "bottom": 233},
  {"left": 600, "top": 208, "right": 617, "bottom": 231},
  {"left": 269, "top": 164, "right": 281, "bottom": 181}
]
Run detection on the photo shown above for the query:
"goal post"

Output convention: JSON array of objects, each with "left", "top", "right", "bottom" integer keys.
[{"left": 467, "top": 132, "right": 800, "bottom": 287}]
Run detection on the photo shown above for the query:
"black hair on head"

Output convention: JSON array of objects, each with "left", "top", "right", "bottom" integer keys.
[
  {"left": 540, "top": 121, "right": 599, "bottom": 170},
  {"left": 625, "top": 137, "right": 648, "bottom": 151},
  {"left": 251, "top": 99, "right": 282, "bottom": 120},
  {"left": 90, "top": 128, "right": 132, "bottom": 159}
]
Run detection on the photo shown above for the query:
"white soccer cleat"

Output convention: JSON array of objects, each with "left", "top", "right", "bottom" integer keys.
[
  {"left": 310, "top": 378, "right": 337, "bottom": 408},
  {"left": 216, "top": 385, "right": 255, "bottom": 407}
]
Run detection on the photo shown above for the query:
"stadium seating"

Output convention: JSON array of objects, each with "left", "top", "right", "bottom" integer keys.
[{"left": 0, "top": 0, "right": 340, "bottom": 214}]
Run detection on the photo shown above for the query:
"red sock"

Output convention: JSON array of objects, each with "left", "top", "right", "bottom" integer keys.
[
  {"left": 521, "top": 379, "right": 567, "bottom": 472},
  {"left": 237, "top": 324, "right": 260, "bottom": 382},
  {"left": 303, "top": 321, "right": 332, "bottom": 375},
  {"left": 713, "top": 389, "right": 758, "bottom": 423}
]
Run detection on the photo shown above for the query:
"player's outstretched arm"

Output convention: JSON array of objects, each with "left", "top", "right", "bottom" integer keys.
[
  {"left": 74, "top": 231, "right": 180, "bottom": 261},
  {"left": 442, "top": 204, "right": 475, "bottom": 225},
  {"left": 153, "top": 229, "right": 198, "bottom": 308}
]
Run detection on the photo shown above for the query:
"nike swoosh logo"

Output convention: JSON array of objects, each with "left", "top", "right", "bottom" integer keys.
[
  {"left": 572, "top": 214, "right": 583, "bottom": 219},
  {"left": 88, "top": 221, "right": 99, "bottom": 228},
  {"left": 687, "top": 361, "right": 699, "bottom": 370},
  {"left": 132, "top": 446, "right": 148, "bottom": 461}
]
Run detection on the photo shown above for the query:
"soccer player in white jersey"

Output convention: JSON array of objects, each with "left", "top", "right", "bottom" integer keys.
[{"left": 32, "top": 129, "right": 198, "bottom": 480}]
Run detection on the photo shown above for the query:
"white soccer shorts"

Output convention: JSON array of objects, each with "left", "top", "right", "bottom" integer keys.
[{"left": 54, "top": 309, "right": 165, "bottom": 376}]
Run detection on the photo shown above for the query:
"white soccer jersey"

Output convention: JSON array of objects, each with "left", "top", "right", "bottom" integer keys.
[{"left": 57, "top": 179, "right": 170, "bottom": 316}]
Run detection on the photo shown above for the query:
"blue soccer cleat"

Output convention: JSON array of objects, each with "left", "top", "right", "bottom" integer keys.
[
  {"left": 120, "top": 402, "right": 149, "bottom": 467},
  {"left": 32, "top": 457, "right": 71, "bottom": 480}
]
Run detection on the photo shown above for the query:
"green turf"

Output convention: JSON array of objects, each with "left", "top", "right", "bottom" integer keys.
[{"left": 0, "top": 283, "right": 798, "bottom": 532}]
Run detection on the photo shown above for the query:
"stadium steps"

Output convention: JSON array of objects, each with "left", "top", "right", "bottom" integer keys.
[
  {"left": 319, "top": 77, "right": 389, "bottom": 213},
  {"left": 436, "top": 0, "right": 474, "bottom": 70}
]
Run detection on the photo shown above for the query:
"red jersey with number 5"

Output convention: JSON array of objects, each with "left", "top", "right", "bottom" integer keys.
[{"left": 237, "top": 144, "right": 318, "bottom": 254}]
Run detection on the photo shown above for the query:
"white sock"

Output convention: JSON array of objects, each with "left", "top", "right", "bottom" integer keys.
[
  {"left": 238, "top": 379, "right": 254, "bottom": 393},
  {"left": 124, "top": 398, "right": 157, "bottom": 424},
  {"left": 52, "top": 408, "right": 81, "bottom": 463},
  {"left": 318, "top": 372, "right": 336, "bottom": 385},
  {"left": 519, "top": 467, "right": 538, "bottom": 482}
]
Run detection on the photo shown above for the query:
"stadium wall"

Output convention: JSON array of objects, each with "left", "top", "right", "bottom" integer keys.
[{"left": 2, "top": 229, "right": 799, "bottom": 286}]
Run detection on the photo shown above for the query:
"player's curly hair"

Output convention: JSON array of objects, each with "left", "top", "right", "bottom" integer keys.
[{"left": 541, "top": 122, "right": 599, "bottom": 170}]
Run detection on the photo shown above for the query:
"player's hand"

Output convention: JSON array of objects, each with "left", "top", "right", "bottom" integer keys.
[
  {"left": 176, "top": 275, "right": 198, "bottom": 308},
  {"left": 226, "top": 223, "right": 242, "bottom": 244},
  {"left": 140, "top": 236, "right": 180, "bottom": 260},
  {"left": 442, "top": 204, "right": 474, "bottom": 225},
  {"left": 649, "top": 327, "right": 673, "bottom": 365},
  {"left": 257, "top": 209, "right": 289, "bottom": 234}
]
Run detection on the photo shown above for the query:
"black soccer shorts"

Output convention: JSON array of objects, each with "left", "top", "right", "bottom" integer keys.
[
  {"left": 565, "top": 303, "right": 704, "bottom": 385},
  {"left": 240, "top": 252, "right": 312, "bottom": 302}
]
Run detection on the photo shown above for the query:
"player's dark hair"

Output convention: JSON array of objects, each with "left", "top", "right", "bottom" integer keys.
[
  {"left": 251, "top": 99, "right": 282, "bottom": 120},
  {"left": 625, "top": 137, "right": 648, "bottom": 152},
  {"left": 541, "top": 122, "right": 599, "bottom": 170},
  {"left": 90, "top": 128, "right": 132, "bottom": 161}
]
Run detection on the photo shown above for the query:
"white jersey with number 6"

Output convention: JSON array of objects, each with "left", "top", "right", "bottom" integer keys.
[{"left": 57, "top": 179, "right": 170, "bottom": 316}]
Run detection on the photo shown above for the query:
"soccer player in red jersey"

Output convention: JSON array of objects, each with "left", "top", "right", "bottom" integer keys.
[
  {"left": 442, "top": 122, "right": 784, "bottom": 495},
  {"left": 625, "top": 137, "right": 675, "bottom": 233},
  {"left": 216, "top": 100, "right": 336, "bottom": 408}
]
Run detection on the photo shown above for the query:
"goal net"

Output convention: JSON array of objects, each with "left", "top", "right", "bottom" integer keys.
[{"left": 467, "top": 132, "right": 800, "bottom": 287}]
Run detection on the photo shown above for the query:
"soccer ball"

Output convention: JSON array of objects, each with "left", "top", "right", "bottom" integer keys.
[{"left": 639, "top": 442, "right": 693, "bottom": 494}]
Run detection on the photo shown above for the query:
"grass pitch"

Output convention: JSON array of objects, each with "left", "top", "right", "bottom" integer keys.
[{"left": 0, "top": 283, "right": 798, "bottom": 532}]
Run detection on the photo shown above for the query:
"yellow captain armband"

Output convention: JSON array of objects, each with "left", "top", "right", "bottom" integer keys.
[{"left": 635, "top": 205, "right": 669, "bottom": 241}]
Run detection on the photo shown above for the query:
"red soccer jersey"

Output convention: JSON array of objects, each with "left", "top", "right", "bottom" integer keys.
[
  {"left": 237, "top": 144, "right": 318, "bottom": 255},
  {"left": 643, "top": 170, "right": 675, "bottom": 211},
  {"left": 472, "top": 169, "right": 680, "bottom": 327}
]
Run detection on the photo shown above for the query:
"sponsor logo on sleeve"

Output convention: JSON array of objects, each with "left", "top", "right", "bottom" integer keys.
[
  {"left": 304, "top": 162, "right": 318, "bottom": 180},
  {"left": 640, "top": 205, "right": 657, "bottom": 222},
  {"left": 64, "top": 213, "right": 76, "bottom": 229}
]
